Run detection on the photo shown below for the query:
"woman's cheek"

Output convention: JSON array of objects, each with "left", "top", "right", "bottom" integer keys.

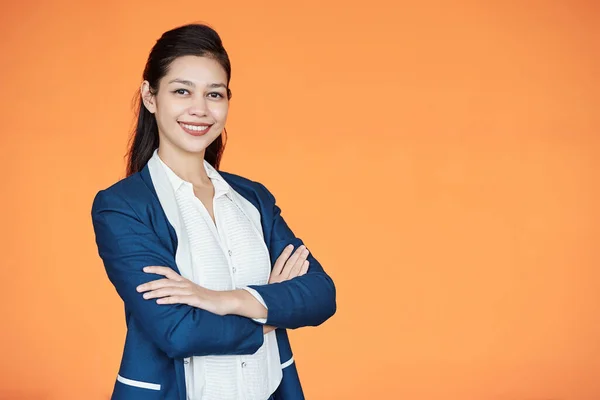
[{"left": 211, "top": 103, "right": 229, "bottom": 124}]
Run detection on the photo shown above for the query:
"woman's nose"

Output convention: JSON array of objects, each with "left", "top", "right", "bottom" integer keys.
[{"left": 188, "top": 97, "right": 208, "bottom": 116}]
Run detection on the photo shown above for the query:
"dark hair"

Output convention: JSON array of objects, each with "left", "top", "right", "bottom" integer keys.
[{"left": 126, "top": 23, "right": 232, "bottom": 176}]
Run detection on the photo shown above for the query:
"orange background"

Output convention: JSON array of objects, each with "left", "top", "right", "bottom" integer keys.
[{"left": 1, "top": 1, "right": 599, "bottom": 399}]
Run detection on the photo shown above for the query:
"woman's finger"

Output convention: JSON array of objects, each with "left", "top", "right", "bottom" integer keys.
[
  {"left": 143, "top": 266, "right": 184, "bottom": 281},
  {"left": 156, "top": 294, "right": 200, "bottom": 307},
  {"left": 156, "top": 295, "right": 183, "bottom": 305},
  {"left": 143, "top": 287, "right": 192, "bottom": 300},
  {"left": 281, "top": 246, "right": 304, "bottom": 272},
  {"left": 298, "top": 260, "right": 309, "bottom": 276},
  {"left": 137, "top": 278, "right": 186, "bottom": 293},
  {"left": 272, "top": 245, "right": 294, "bottom": 277},
  {"left": 287, "top": 248, "right": 309, "bottom": 279},
  {"left": 282, "top": 246, "right": 307, "bottom": 279}
]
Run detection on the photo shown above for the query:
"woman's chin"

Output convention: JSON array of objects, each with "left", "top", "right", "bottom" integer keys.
[{"left": 175, "top": 136, "right": 214, "bottom": 154}]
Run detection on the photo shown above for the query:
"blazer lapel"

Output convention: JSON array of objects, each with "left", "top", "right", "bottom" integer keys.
[{"left": 146, "top": 155, "right": 195, "bottom": 280}]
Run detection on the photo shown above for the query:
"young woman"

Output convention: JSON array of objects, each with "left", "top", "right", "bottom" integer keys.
[{"left": 91, "top": 23, "right": 336, "bottom": 400}]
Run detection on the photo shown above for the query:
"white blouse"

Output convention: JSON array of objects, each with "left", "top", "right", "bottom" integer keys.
[{"left": 152, "top": 150, "right": 282, "bottom": 400}]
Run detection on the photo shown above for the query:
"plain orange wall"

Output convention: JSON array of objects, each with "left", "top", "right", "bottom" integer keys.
[{"left": 1, "top": 1, "right": 598, "bottom": 399}]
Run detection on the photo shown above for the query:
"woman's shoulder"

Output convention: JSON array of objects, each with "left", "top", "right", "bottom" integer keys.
[
  {"left": 96, "top": 171, "right": 150, "bottom": 197},
  {"left": 92, "top": 171, "right": 154, "bottom": 214}
]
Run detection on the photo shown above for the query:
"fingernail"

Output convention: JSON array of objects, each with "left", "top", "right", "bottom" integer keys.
[
  {"left": 143, "top": 293, "right": 149, "bottom": 299},
  {"left": 136, "top": 286, "right": 142, "bottom": 292},
  {"left": 143, "top": 267, "right": 149, "bottom": 272}
]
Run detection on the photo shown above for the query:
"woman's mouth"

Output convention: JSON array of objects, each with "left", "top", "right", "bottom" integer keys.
[{"left": 179, "top": 122, "right": 212, "bottom": 136}]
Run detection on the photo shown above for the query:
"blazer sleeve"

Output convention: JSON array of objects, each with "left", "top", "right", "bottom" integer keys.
[
  {"left": 91, "top": 189, "right": 264, "bottom": 359},
  {"left": 246, "top": 182, "right": 337, "bottom": 329}
]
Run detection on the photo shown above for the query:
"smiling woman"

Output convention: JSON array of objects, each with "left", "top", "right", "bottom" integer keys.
[
  {"left": 140, "top": 56, "right": 230, "bottom": 155},
  {"left": 90, "top": 23, "right": 336, "bottom": 400}
]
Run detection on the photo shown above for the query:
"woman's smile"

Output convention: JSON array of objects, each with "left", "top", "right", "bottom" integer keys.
[{"left": 178, "top": 121, "right": 212, "bottom": 136}]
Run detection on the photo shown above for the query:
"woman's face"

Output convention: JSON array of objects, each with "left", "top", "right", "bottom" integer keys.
[{"left": 141, "top": 55, "right": 229, "bottom": 156}]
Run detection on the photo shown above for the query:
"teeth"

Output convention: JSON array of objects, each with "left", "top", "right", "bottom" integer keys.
[{"left": 181, "top": 123, "right": 209, "bottom": 131}]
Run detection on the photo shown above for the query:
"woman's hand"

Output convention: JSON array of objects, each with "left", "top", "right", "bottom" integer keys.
[
  {"left": 138, "top": 244, "right": 310, "bottom": 324},
  {"left": 269, "top": 244, "right": 310, "bottom": 283},
  {"left": 261, "top": 244, "right": 310, "bottom": 334},
  {"left": 137, "top": 266, "right": 234, "bottom": 316}
]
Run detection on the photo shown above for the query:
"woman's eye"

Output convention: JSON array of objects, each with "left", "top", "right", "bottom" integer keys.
[
  {"left": 174, "top": 89, "right": 189, "bottom": 95},
  {"left": 207, "top": 92, "right": 224, "bottom": 99}
]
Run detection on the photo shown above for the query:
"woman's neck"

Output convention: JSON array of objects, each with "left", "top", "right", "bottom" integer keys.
[{"left": 157, "top": 144, "right": 211, "bottom": 187}]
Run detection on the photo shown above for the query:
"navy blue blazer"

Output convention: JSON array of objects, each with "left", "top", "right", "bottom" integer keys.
[{"left": 91, "top": 163, "right": 336, "bottom": 400}]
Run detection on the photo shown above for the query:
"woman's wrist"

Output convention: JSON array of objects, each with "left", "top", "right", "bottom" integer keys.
[
  {"left": 225, "top": 290, "right": 244, "bottom": 315},
  {"left": 225, "top": 289, "right": 267, "bottom": 320}
]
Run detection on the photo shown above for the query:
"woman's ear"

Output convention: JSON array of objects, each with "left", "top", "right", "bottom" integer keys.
[{"left": 141, "top": 81, "right": 156, "bottom": 113}]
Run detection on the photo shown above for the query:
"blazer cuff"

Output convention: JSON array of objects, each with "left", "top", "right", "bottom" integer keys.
[{"left": 241, "top": 287, "right": 268, "bottom": 324}]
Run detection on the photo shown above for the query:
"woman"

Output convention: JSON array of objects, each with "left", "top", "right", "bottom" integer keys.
[{"left": 91, "top": 23, "right": 336, "bottom": 400}]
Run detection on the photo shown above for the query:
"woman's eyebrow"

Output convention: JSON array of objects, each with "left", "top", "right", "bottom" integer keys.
[
  {"left": 167, "top": 78, "right": 195, "bottom": 87},
  {"left": 207, "top": 83, "right": 227, "bottom": 89},
  {"left": 167, "top": 79, "right": 226, "bottom": 89}
]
